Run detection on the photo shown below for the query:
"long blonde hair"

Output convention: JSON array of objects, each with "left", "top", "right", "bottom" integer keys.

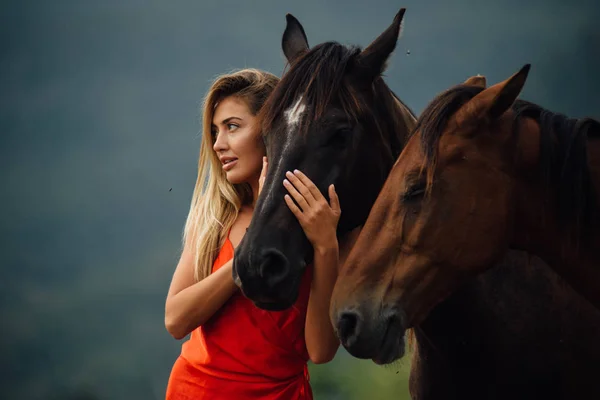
[{"left": 184, "top": 69, "right": 279, "bottom": 281}]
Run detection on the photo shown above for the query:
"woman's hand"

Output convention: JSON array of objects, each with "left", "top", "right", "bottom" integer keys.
[
  {"left": 283, "top": 170, "right": 341, "bottom": 253},
  {"left": 258, "top": 156, "right": 268, "bottom": 195}
]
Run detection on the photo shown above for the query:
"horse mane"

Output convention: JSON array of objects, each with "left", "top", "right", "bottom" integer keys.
[
  {"left": 415, "top": 84, "right": 600, "bottom": 245},
  {"left": 414, "top": 84, "right": 485, "bottom": 165},
  {"left": 260, "top": 42, "right": 361, "bottom": 135},
  {"left": 512, "top": 101, "right": 600, "bottom": 244},
  {"left": 260, "top": 41, "right": 412, "bottom": 159}
]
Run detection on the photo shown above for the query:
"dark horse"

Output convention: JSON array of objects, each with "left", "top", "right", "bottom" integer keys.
[
  {"left": 232, "top": 9, "right": 417, "bottom": 310},
  {"left": 331, "top": 66, "right": 600, "bottom": 398}
]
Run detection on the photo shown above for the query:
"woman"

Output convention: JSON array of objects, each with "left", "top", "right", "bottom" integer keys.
[{"left": 164, "top": 69, "right": 341, "bottom": 399}]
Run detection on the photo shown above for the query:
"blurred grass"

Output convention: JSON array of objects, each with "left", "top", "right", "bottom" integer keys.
[{"left": 309, "top": 347, "right": 412, "bottom": 400}]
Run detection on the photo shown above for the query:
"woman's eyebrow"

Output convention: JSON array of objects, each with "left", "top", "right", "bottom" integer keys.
[{"left": 221, "top": 116, "right": 242, "bottom": 124}]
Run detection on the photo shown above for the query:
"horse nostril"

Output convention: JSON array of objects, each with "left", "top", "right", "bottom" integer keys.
[
  {"left": 337, "top": 310, "right": 362, "bottom": 348},
  {"left": 258, "top": 248, "right": 291, "bottom": 290}
]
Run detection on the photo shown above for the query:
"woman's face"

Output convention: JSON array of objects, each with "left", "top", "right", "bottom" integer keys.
[{"left": 212, "top": 96, "right": 265, "bottom": 185}]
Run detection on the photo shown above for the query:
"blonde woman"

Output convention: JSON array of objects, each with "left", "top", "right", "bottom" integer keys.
[{"left": 164, "top": 69, "right": 341, "bottom": 399}]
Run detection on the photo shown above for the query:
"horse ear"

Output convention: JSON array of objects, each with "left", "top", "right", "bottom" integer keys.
[
  {"left": 457, "top": 64, "right": 531, "bottom": 126},
  {"left": 282, "top": 14, "right": 309, "bottom": 64},
  {"left": 353, "top": 8, "right": 406, "bottom": 81},
  {"left": 463, "top": 75, "right": 487, "bottom": 88},
  {"left": 486, "top": 64, "right": 530, "bottom": 120}
]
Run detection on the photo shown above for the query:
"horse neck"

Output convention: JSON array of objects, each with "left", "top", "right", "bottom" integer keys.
[
  {"left": 513, "top": 118, "right": 600, "bottom": 309},
  {"left": 337, "top": 89, "right": 415, "bottom": 238}
]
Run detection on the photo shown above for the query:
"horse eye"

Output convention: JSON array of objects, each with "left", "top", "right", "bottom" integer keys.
[
  {"left": 337, "top": 126, "right": 353, "bottom": 135},
  {"left": 325, "top": 126, "right": 352, "bottom": 148},
  {"left": 402, "top": 182, "right": 426, "bottom": 202}
]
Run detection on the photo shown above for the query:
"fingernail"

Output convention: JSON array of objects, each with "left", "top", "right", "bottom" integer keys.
[
  {"left": 283, "top": 179, "right": 289, "bottom": 185},
  {"left": 286, "top": 171, "right": 292, "bottom": 177},
  {"left": 293, "top": 169, "right": 300, "bottom": 174}
]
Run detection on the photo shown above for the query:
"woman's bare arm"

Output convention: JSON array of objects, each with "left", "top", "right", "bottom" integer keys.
[
  {"left": 304, "top": 244, "right": 340, "bottom": 363},
  {"left": 165, "top": 159, "right": 267, "bottom": 340},
  {"left": 303, "top": 226, "right": 363, "bottom": 363},
  {"left": 282, "top": 170, "right": 344, "bottom": 364},
  {"left": 164, "top": 243, "right": 237, "bottom": 340}
]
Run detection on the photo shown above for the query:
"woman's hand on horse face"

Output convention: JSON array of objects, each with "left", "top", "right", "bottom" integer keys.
[
  {"left": 258, "top": 156, "right": 267, "bottom": 196},
  {"left": 283, "top": 170, "right": 341, "bottom": 252}
]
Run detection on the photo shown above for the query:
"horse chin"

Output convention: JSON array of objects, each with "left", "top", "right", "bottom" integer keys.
[
  {"left": 250, "top": 283, "right": 301, "bottom": 312},
  {"left": 253, "top": 299, "right": 295, "bottom": 312},
  {"left": 340, "top": 312, "right": 407, "bottom": 365},
  {"left": 372, "top": 333, "right": 406, "bottom": 365}
]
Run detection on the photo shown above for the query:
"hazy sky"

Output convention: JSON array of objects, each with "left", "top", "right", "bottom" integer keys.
[{"left": 1, "top": 0, "right": 598, "bottom": 398}]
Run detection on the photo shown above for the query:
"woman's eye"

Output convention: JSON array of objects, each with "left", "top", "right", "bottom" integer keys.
[{"left": 227, "top": 123, "right": 239, "bottom": 131}]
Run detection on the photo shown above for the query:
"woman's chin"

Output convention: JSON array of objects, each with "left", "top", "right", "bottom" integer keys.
[{"left": 225, "top": 171, "right": 248, "bottom": 186}]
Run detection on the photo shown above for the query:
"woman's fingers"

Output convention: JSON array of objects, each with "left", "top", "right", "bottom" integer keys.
[
  {"left": 258, "top": 157, "right": 268, "bottom": 194},
  {"left": 284, "top": 178, "right": 310, "bottom": 212},
  {"left": 260, "top": 157, "right": 268, "bottom": 179},
  {"left": 291, "top": 170, "right": 323, "bottom": 202},
  {"left": 329, "top": 184, "right": 340, "bottom": 213},
  {"left": 285, "top": 170, "right": 317, "bottom": 206},
  {"left": 284, "top": 194, "right": 304, "bottom": 220},
  {"left": 283, "top": 171, "right": 341, "bottom": 250}
]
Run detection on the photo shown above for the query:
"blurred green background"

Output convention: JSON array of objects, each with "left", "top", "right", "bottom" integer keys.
[
  {"left": 1, "top": 0, "right": 598, "bottom": 399},
  {"left": 309, "top": 349, "right": 413, "bottom": 400}
]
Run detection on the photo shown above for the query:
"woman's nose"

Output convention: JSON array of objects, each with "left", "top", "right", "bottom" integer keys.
[{"left": 213, "top": 133, "right": 227, "bottom": 152}]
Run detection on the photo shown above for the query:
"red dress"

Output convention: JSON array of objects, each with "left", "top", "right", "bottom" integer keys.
[{"left": 166, "top": 237, "right": 314, "bottom": 399}]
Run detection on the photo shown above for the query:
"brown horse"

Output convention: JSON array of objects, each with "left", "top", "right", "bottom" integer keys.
[{"left": 330, "top": 67, "right": 600, "bottom": 398}]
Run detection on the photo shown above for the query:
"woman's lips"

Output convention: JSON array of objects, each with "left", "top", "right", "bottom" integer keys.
[{"left": 222, "top": 159, "right": 238, "bottom": 171}]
